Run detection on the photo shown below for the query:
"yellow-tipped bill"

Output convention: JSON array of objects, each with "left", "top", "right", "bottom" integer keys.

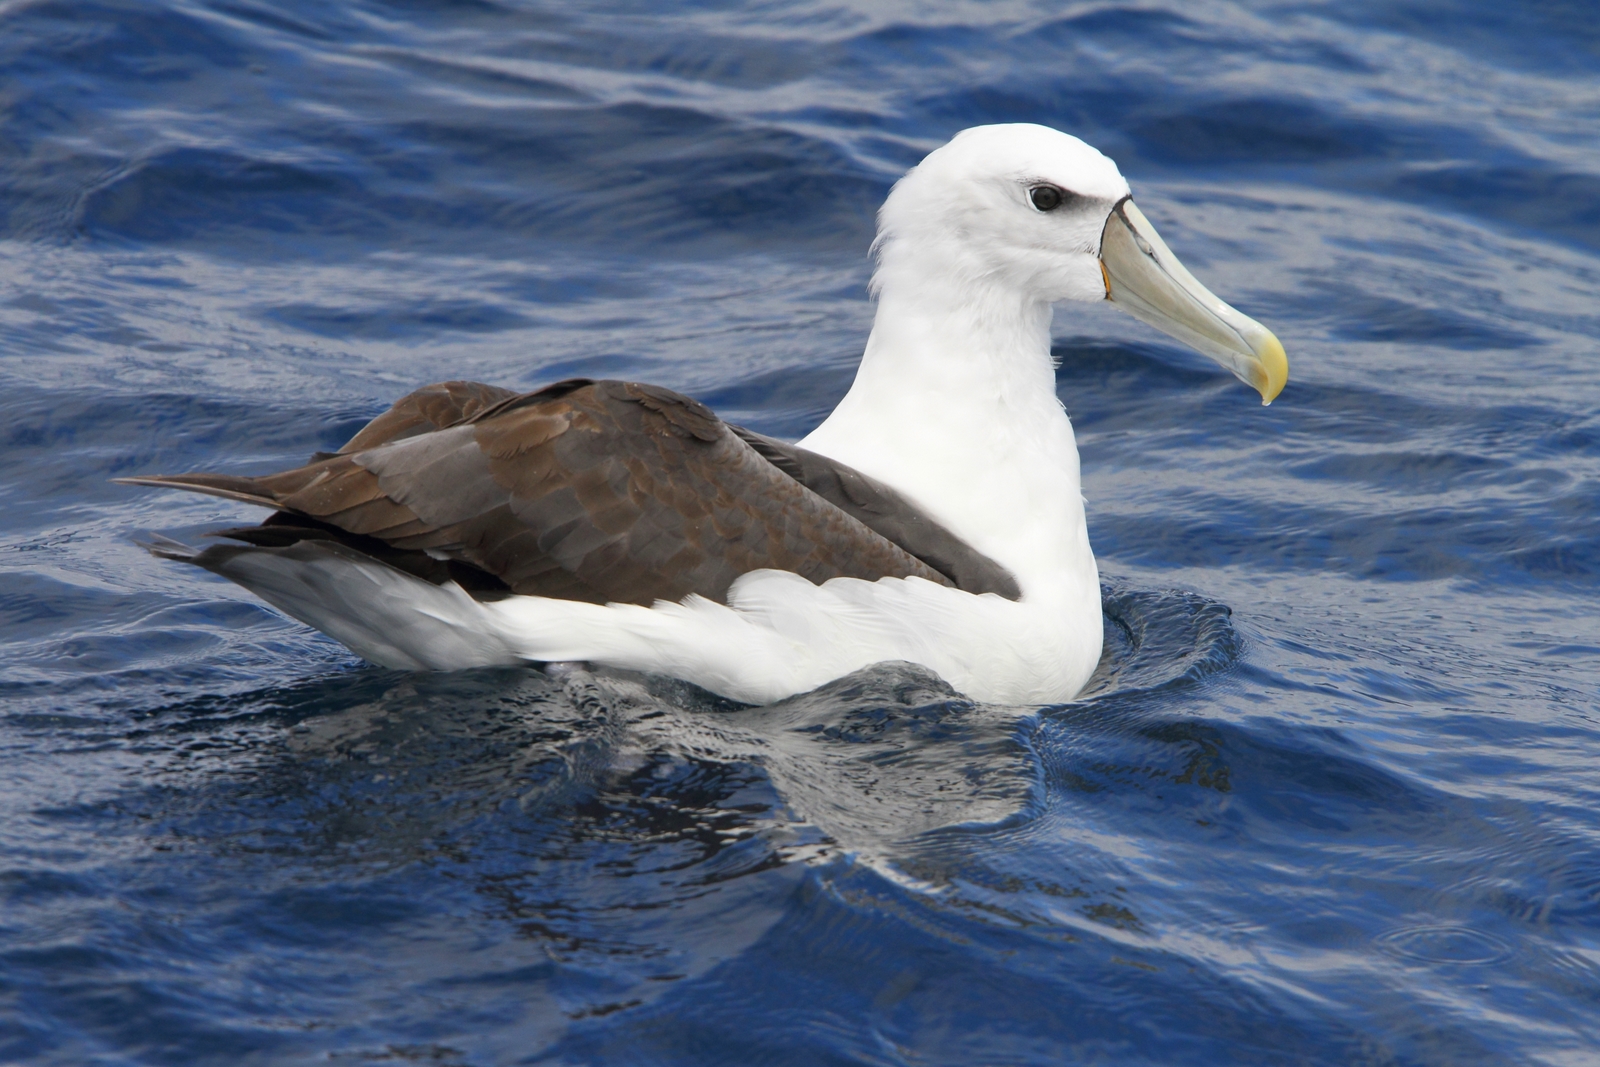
[{"left": 1099, "top": 198, "right": 1288, "bottom": 404}]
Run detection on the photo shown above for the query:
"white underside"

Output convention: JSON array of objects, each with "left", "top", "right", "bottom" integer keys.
[
  {"left": 211, "top": 130, "right": 1139, "bottom": 705},
  {"left": 225, "top": 544, "right": 1101, "bottom": 706},
  {"left": 216, "top": 292, "right": 1109, "bottom": 705}
]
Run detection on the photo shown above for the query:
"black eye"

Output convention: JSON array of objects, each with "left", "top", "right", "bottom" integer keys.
[{"left": 1029, "top": 185, "right": 1064, "bottom": 211}]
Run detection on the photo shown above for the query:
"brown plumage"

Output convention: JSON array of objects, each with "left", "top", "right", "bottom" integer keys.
[{"left": 118, "top": 378, "right": 1019, "bottom": 607}]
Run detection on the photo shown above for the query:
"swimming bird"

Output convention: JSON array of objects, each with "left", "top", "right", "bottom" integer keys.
[{"left": 119, "top": 124, "right": 1286, "bottom": 706}]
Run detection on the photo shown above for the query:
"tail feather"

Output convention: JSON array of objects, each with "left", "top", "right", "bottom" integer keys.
[
  {"left": 137, "top": 536, "right": 522, "bottom": 670},
  {"left": 135, "top": 532, "right": 204, "bottom": 562},
  {"left": 113, "top": 473, "right": 279, "bottom": 509}
]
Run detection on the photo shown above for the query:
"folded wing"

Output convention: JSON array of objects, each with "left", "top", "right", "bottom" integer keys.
[{"left": 119, "top": 379, "right": 1018, "bottom": 606}]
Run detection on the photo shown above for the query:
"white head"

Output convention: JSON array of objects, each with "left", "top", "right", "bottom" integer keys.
[
  {"left": 873, "top": 124, "right": 1130, "bottom": 307},
  {"left": 870, "top": 123, "right": 1287, "bottom": 403}
]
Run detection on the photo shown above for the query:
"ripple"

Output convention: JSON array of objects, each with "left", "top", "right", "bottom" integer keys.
[
  {"left": 2, "top": 0, "right": 1599, "bottom": 1063},
  {"left": 1078, "top": 582, "right": 1242, "bottom": 701},
  {"left": 1375, "top": 924, "right": 1516, "bottom": 965}
]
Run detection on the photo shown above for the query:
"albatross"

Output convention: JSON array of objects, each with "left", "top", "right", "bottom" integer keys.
[{"left": 119, "top": 124, "right": 1287, "bottom": 706}]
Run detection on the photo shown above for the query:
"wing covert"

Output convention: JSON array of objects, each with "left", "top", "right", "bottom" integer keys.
[{"left": 122, "top": 379, "right": 966, "bottom": 607}]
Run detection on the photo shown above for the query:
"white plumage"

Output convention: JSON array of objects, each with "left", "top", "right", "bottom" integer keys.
[{"left": 135, "top": 124, "right": 1286, "bottom": 706}]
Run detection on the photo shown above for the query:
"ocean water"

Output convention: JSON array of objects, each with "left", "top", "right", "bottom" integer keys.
[{"left": 3, "top": 0, "right": 1598, "bottom": 1062}]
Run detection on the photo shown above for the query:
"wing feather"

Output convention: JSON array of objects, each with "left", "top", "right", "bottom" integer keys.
[{"left": 120, "top": 378, "right": 1014, "bottom": 607}]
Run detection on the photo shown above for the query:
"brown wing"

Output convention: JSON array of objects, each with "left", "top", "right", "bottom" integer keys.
[
  {"left": 118, "top": 379, "right": 958, "bottom": 606},
  {"left": 313, "top": 379, "right": 521, "bottom": 459}
]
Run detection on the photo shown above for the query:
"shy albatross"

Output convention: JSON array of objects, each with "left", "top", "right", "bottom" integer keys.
[{"left": 120, "top": 124, "right": 1287, "bottom": 706}]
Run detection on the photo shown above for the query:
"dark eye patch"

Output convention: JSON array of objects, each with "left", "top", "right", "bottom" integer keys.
[{"left": 1029, "top": 185, "right": 1065, "bottom": 211}]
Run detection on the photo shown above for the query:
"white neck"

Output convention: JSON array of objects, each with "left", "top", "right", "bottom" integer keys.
[{"left": 799, "top": 268, "right": 1095, "bottom": 599}]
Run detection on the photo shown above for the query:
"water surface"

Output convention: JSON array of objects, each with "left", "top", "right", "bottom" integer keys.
[{"left": 3, "top": 1, "right": 1599, "bottom": 1063}]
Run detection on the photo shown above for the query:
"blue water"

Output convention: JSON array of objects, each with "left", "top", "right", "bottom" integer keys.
[{"left": 4, "top": 1, "right": 1599, "bottom": 1062}]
